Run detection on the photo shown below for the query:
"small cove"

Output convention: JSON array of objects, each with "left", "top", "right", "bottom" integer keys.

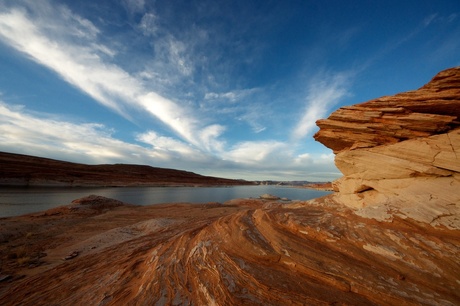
[{"left": 0, "top": 185, "right": 332, "bottom": 218}]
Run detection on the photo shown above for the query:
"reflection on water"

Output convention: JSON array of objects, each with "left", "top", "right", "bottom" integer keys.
[{"left": 0, "top": 185, "right": 331, "bottom": 218}]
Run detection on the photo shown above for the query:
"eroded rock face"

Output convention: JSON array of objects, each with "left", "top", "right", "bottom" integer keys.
[
  {"left": 314, "top": 67, "right": 460, "bottom": 229},
  {"left": 314, "top": 67, "right": 460, "bottom": 153}
]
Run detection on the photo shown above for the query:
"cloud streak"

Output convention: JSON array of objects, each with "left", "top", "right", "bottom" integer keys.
[
  {"left": 292, "top": 71, "right": 350, "bottom": 140},
  {"left": 0, "top": 2, "right": 223, "bottom": 151}
]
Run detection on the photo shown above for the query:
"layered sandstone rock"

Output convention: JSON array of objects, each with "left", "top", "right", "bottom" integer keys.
[
  {"left": 314, "top": 67, "right": 460, "bottom": 229},
  {"left": 315, "top": 67, "right": 460, "bottom": 153}
]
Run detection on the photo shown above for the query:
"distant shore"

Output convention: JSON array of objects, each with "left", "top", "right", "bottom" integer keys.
[{"left": 302, "top": 182, "right": 334, "bottom": 191}]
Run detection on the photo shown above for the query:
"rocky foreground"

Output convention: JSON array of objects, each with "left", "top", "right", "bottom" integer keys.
[
  {"left": 0, "top": 196, "right": 458, "bottom": 305},
  {"left": 0, "top": 68, "right": 459, "bottom": 305}
]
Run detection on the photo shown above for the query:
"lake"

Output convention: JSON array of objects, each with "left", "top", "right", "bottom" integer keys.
[{"left": 0, "top": 185, "right": 332, "bottom": 218}]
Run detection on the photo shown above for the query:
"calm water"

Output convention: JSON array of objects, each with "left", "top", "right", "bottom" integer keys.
[{"left": 0, "top": 185, "right": 331, "bottom": 218}]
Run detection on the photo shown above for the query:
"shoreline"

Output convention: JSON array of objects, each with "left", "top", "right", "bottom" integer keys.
[{"left": 0, "top": 186, "right": 333, "bottom": 218}]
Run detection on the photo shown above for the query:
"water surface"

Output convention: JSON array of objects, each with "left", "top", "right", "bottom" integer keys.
[{"left": 0, "top": 185, "right": 331, "bottom": 217}]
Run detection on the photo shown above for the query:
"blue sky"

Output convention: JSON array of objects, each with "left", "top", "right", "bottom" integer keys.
[{"left": 0, "top": 0, "right": 459, "bottom": 181}]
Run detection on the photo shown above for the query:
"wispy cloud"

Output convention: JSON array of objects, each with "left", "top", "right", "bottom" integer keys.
[
  {"left": 0, "top": 101, "right": 340, "bottom": 180},
  {"left": 203, "top": 88, "right": 268, "bottom": 133},
  {"left": 223, "top": 140, "right": 286, "bottom": 164},
  {"left": 139, "top": 12, "right": 158, "bottom": 36},
  {"left": 292, "top": 71, "right": 350, "bottom": 140},
  {"left": 0, "top": 1, "right": 223, "bottom": 151},
  {"left": 122, "top": 0, "right": 145, "bottom": 14},
  {"left": 204, "top": 88, "right": 260, "bottom": 103},
  {"left": 0, "top": 102, "right": 140, "bottom": 163}
]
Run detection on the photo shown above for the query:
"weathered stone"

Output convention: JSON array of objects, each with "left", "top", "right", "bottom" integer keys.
[
  {"left": 314, "top": 67, "right": 460, "bottom": 153},
  {"left": 259, "top": 193, "right": 280, "bottom": 200},
  {"left": 315, "top": 67, "right": 460, "bottom": 230}
]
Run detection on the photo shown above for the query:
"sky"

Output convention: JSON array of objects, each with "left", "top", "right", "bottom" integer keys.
[{"left": 0, "top": 0, "right": 459, "bottom": 181}]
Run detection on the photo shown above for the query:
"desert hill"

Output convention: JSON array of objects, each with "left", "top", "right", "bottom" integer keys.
[
  {"left": 0, "top": 68, "right": 459, "bottom": 305},
  {"left": 0, "top": 151, "right": 252, "bottom": 187}
]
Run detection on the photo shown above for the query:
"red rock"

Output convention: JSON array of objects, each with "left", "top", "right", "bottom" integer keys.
[
  {"left": 314, "top": 67, "right": 460, "bottom": 153},
  {"left": 1, "top": 199, "right": 458, "bottom": 305}
]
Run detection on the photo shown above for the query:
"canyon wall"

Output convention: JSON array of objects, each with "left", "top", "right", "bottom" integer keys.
[{"left": 315, "top": 67, "right": 460, "bottom": 229}]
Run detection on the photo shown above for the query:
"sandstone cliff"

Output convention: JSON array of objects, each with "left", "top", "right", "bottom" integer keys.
[{"left": 315, "top": 67, "right": 460, "bottom": 229}]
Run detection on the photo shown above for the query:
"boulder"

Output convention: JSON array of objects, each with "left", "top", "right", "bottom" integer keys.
[{"left": 259, "top": 194, "right": 280, "bottom": 200}]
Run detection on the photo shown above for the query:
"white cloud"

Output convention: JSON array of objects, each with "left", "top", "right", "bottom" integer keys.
[
  {"left": 423, "top": 13, "right": 438, "bottom": 27},
  {"left": 139, "top": 13, "right": 158, "bottom": 36},
  {"left": 0, "top": 2, "right": 223, "bottom": 152},
  {"left": 0, "top": 7, "right": 136, "bottom": 115},
  {"left": 0, "top": 101, "right": 340, "bottom": 181},
  {"left": 122, "top": 0, "right": 145, "bottom": 14},
  {"left": 198, "top": 124, "right": 226, "bottom": 152},
  {"left": 0, "top": 102, "right": 143, "bottom": 163},
  {"left": 292, "top": 71, "right": 350, "bottom": 140},
  {"left": 136, "top": 130, "right": 206, "bottom": 161},
  {"left": 223, "top": 141, "right": 286, "bottom": 164},
  {"left": 204, "top": 88, "right": 260, "bottom": 103},
  {"left": 202, "top": 88, "right": 268, "bottom": 134}
]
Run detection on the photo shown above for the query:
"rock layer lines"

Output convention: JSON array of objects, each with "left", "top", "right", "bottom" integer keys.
[
  {"left": 1, "top": 198, "right": 458, "bottom": 305},
  {"left": 315, "top": 67, "right": 460, "bottom": 229},
  {"left": 315, "top": 68, "right": 460, "bottom": 153}
]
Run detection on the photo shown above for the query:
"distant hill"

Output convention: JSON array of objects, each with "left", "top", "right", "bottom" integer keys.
[{"left": 0, "top": 151, "right": 253, "bottom": 187}]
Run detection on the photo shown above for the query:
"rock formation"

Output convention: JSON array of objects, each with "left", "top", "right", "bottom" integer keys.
[
  {"left": 0, "top": 68, "right": 459, "bottom": 305},
  {"left": 1, "top": 197, "right": 459, "bottom": 305},
  {"left": 315, "top": 67, "right": 460, "bottom": 229}
]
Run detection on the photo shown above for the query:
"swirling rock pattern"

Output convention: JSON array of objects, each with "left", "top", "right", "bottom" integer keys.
[{"left": 0, "top": 198, "right": 458, "bottom": 305}]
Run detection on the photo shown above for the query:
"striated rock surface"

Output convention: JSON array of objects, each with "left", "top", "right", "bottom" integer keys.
[
  {"left": 1, "top": 197, "right": 459, "bottom": 305},
  {"left": 315, "top": 67, "right": 460, "bottom": 153},
  {"left": 315, "top": 67, "right": 460, "bottom": 230}
]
